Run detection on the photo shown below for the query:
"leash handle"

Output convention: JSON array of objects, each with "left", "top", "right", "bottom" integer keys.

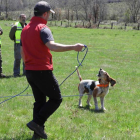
[
  {"left": 84, "top": 45, "right": 87, "bottom": 48},
  {"left": 77, "top": 45, "right": 88, "bottom": 66},
  {"left": 81, "top": 44, "right": 87, "bottom": 52}
]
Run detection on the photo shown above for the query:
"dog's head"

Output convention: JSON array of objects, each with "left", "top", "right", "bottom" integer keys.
[{"left": 97, "top": 68, "right": 116, "bottom": 86}]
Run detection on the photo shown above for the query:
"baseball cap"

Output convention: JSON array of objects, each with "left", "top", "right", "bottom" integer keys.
[{"left": 34, "top": 1, "right": 55, "bottom": 14}]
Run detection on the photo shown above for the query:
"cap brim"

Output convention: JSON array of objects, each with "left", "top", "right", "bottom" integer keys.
[{"left": 50, "top": 9, "right": 55, "bottom": 14}]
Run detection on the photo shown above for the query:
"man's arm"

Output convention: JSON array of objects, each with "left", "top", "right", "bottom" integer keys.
[
  {"left": 46, "top": 41, "right": 84, "bottom": 52},
  {"left": 9, "top": 26, "right": 17, "bottom": 41},
  {"left": 40, "top": 27, "right": 84, "bottom": 52}
]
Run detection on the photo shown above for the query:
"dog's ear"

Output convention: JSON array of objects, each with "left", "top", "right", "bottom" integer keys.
[
  {"left": 109, "top": 78, "right": 116, "bottom": 86},
  {"left": 106, "top": 73, "right": 116, "bottom": 86}
]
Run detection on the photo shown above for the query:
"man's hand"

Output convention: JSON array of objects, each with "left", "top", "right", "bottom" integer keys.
[{"left": 74, "top": 43, "right": 85, "bottom": 52}]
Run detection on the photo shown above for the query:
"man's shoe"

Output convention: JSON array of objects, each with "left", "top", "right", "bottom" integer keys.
[
  {"left": 32, "top": 132, "right": 41, "bottom": 140},
  {"left": 27, "top": 121, "right": 47, "bottom": 139},
  {"left": 14, "top": 74, "right": 20, "bottom": 78},
  {"left": 0, "top": 73, "right": 6, "bottom": 78}
]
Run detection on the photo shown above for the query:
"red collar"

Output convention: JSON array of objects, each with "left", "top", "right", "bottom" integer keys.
[{"left": 97, "top": 84, "right": 109, "bottom": 88}]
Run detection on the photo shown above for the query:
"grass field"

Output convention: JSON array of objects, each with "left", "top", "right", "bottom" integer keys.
[{"left": 0, "top": 20, "right": 140, "bottom": 140}]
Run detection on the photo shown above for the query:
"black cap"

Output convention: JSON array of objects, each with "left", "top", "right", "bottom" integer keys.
[{"left": 34, "top": 1, "right": 55, "bottom": 14}]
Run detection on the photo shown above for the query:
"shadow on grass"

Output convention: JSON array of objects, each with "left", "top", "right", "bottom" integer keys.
[
  {"left": 0, "top": 75, "right": 26, "bottom": 79},
  {"left": 78, "top": 105, "right": 105, "bottom": 113}
]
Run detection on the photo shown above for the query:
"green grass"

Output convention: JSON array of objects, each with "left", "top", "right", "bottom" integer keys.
[{"left": 0, "top": 20, "right": 140, "bottom": 139}]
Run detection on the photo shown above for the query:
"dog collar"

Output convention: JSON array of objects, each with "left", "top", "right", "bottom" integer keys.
[{"left": 97, "top": 84, "right": 109, "bottom": 88}]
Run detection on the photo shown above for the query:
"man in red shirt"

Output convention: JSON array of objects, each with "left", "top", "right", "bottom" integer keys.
[{"left": 21, "top": 1, "right": 84, "bottom": 139}]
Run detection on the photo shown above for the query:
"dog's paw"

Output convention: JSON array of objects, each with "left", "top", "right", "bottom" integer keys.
[
  {"left": 95, "top": 108, "right": 99, "bottom": 111},
  {"left": 86, "top": 102, "right": 92, "bottom": 106},
  {"left": 88, "top": 103, "right": 92, "bottom": 106},
  {"left": 101, "top": 107, "right": 106, "bottom": 111},
  {"left": 79, "top": 104, "right": 83, "bottom": 108}
]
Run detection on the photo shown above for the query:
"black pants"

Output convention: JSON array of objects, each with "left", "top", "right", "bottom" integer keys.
[
  {"left": 26, "top": 70, "right": 62, "bottom": 126},
  {"left": 0, "top": 48, "right": 2, "bottom": 73}
]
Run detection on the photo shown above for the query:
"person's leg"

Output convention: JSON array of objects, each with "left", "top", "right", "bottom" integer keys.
[
  {"left": 26, "top": 70, "right": 46, "bottom": 139},
  {"left": 0, "top": 48, "right": 5, "bottom": 78},
  {"left": 32, "top": 70, "right": 62, "bottom": 126},
  {"left": 0, "top": 48, "right": 2, "bottom": 74},
  {"left": 13, "top": 43, "right": 21, "bottom": 77},
  {"left": 26, "top": 70, "right": 46, "bottom": 123},
  {"left": 26, "top": 70, "right": 62, "bottom": 126}
]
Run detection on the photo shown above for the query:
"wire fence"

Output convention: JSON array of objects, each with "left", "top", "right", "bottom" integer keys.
[{"left": 47, "top": 20, "right": 140, "bottom": 31}]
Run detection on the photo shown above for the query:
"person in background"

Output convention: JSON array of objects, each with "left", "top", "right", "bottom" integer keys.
[
  {"left": 0, "top": 27, "right": 6, "bottom": 78},
  {"left": 21, "top": 1, "right": 84, "bottom": 139},
  {"left": 9, "top": 14, "right": 27, "bottom": 77}
]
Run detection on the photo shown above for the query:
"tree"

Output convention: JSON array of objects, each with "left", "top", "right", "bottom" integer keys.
[
  {"left": 90, "top": 0, "right": 99, "bottom": 23},
  {"left": 88, "top": 0, "right": 106, "bottom": 23},
  {"left": 125, "top": 0, "right": 140, "bottom": 23},
  {"left": 80, "top": 0, "right": 90, "bottom": 21},
  {"left": 71, "top": 0, "right": 81, "bottom": 20},
  {"left": 0, "top": 0, "right": 3, "bottom": 16},
  {"left": 4, "top": 0, "right": 9, "bottom": 19},
  {"left": 98, "top": 0, "right": 107, "bottom": 21}
]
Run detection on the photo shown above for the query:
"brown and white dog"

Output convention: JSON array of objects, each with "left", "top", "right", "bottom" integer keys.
[{"left": 76, "top": 67, "right": 116, "bottom": 111}]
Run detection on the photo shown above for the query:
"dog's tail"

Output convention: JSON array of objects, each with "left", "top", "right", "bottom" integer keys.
[{"left": 75, "top": 66, "right": 82, "bottom": 81}]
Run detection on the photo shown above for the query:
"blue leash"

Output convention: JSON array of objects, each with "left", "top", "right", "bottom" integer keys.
[
  {"left": 59, "top": 45, "right": 88, "bottom": 86},
  {"left": 0, "top": 45, "right": 88, "bottom": 105},
  {"left": 0, "top": 85, "right": 30, "bottom": 105}
]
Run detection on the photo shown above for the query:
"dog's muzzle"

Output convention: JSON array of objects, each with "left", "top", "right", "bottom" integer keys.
[
  {"left": 97, "top": 68, "right": 102, "bottom": 77},
  {"left": 97, "top": 71, "right": 101, "bottom": 77}
]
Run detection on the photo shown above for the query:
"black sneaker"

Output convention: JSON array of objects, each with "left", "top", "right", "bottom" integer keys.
[
  {"left": 32, "top": 132, "right": 42, "bottom": 140},
  {"left": 0, "top": 73, "right": 6, "bottom": 78},
  {"left": 27, "top": 121, "right": 47, "bottom": 139},
  {"left": 14, "top": 74, "right": 20, "bottom": 78}
]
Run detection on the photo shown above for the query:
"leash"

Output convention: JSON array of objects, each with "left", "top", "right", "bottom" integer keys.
[
  {"left": 0, "top": 93, "right": 90, "bottom": 99},
  {"left": 0, "top": 45, "right": 88, "bottom": 105},
  {"left": 0, "top": 85, "right": 29, "bottom": 105},
  {"left": 59, "top": 45, "right": 88, "bottom": 86}
]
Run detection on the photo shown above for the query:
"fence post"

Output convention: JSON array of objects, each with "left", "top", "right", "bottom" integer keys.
[
  {"left": 61, "top": 21, "right": 62, "bottom": 26},
  {"left": 138, "top": 23, "right": 140, "bottom": 30},
  {"left": 124, "top": 23, "right": 127, "bottom": 30},
  {"left": 97, "top": 21, "right": 100, "bottom": 28},
  {"left": 111, "top": 22, "right": 113, "bottom": 29},
  {"left": 88, "top": 22, "right": 91, "bottom": 28}
]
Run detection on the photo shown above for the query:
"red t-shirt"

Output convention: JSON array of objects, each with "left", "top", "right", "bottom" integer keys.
[{"left": 21, "top": 16, "right": 53, "bottom": 70}]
